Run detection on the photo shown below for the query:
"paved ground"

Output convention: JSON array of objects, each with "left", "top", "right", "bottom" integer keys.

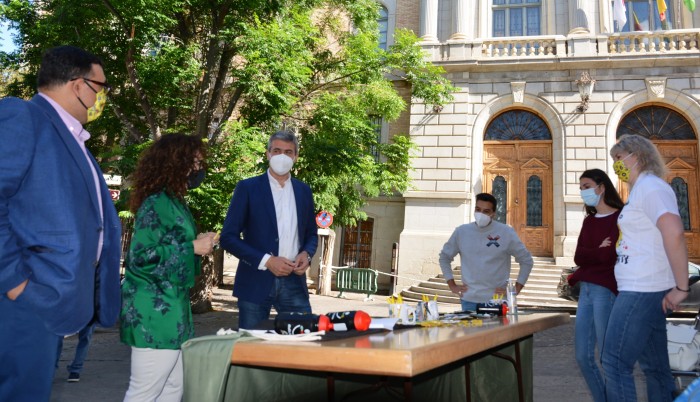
[
  {"left": 49, "top": 282, "right": 687, "bottom": 402},
  {"left": 50, "top": 256, "right": 691, "bottom": 402}
]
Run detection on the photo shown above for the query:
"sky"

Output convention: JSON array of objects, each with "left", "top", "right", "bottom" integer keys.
[{"left": 0, "top": 22, "right": 17, "bottom": 52}]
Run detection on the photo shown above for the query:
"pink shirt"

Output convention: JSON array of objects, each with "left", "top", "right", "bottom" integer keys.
[{"left": 39, "top": 93, "right": 104, "bottom": 261}]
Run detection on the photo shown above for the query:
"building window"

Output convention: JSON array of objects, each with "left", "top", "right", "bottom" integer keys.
[
  {"left": 671, "top": 177, "right": 691, "bottom": 231},
  {"left": 378, "top": 6, "right": 389, "bottom": 50},
  {"left": 615, "top": 0, "right": 674, "bottom": 32},
  {"left": 616, "top": 106, "right": 695, "bottom": 140},
  {"left": 369, "top": 115, "right": 383, "bottom": 161},
  {"left": 526, "top": 175, "right": 542, "bottom": 227},
  {"left": 492, "top": 176, "right": 508, "bottom": 224},
  {"left": 340, "top": 218, "right": 375, "bottom": 268},
  {"left": 485, "top": 110, "right": 552, "bottom": 140},
  {"left": 493, "top": 0, "right": 541, "bottom": 37}
]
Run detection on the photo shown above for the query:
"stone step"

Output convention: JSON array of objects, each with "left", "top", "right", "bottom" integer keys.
[
  {"left": 417, "top": 281, "right": 561, "bottom": 293},
  {"left": 400, "top": 259, "right": 578, "bottom": 311},
  {"left": 399, "top": 288, "right": 578, "bottom": 309}
]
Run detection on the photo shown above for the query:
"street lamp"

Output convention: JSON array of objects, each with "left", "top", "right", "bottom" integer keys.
[{"left": 575, "top": 71, "right": 596, "bottom": 112}]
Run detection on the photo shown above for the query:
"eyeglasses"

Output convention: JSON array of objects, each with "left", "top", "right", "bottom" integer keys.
[{"left": 71, "top": 77, "right": 112, "bottom": 94}]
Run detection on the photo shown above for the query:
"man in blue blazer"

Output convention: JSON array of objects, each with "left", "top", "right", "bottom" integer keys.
[
  {"left": 0, "top": 46, "right": 122, "bottom": 401},
  {"left": 221, "top": 130, "right": 318, "bottom": 329}
]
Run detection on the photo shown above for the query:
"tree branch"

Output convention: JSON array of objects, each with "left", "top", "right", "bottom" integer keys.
[
  {"left": 101, "top": 0, "right": 160, "bottom": 139},
  {"left": 110, "top": 103, "right": 143, "bottom": 143},
  {"left": 210, "top": 86, "right": 243, "bottom": 143}
]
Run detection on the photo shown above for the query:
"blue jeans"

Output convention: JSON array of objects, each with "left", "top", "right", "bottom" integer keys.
[
  {"left": 575, "top": 282, "right": 615, "bottom": 402},
  {"left": 0, "top": 297, "right": 62, "bottom": 402},
  {"left": 602, "top": 290, "right": 675, "bottom": 402},
  {"left": 237, "top": 276, "right": 312, "bottom": 329},
  {"left": 56, "top": 322, "right": 95, "bottom": 374},
  {"left": 460, "top": 301, "right": 478, "bottom": 312}
]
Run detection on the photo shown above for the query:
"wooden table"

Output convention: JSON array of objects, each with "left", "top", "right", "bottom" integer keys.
[{"left": 229, "top": 312, "right": 570, "bottom": 401}]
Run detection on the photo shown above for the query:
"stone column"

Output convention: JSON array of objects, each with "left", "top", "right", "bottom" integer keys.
[
  {"left": 599, "top": 0, "right": 613, "bottom": 33},
  {"left": 568, "top": 0, "right": 597, "bottom": 56},
  {"left": 450, "top": 0, "right": 472, "bottom": 40},
  {"left": 420, "top": 0, "right": 439, "bottom": 42},
  {"left": 478, "top": 0, "right": 489, "bottom": 39},
  {"left": 569, "top": 0, "right": 593, "bottom": 34}
]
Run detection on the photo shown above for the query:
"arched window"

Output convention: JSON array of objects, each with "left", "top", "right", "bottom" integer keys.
[
  {"left": 671, "top": 177, "right": 691, "bottom": 231},
  {"left": 616, "top": 105, "right": 695, "bottom": 140},
  {"left": 369, "top": 115, "right": 383, "bottom": 161},
  {"left": 485, "top": 110, "right": 552, "bottom": 140},
  {"left": 378, "top": 6, "right": 389, "bottom": 50},
  {"left": 526, "top": 175, "right": 543, "bottom": 226},
  {"left": 492, "top": 176, "right": 508, "bottom": 224}
]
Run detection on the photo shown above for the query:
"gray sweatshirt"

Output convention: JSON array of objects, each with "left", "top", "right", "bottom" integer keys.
[{"left": 439, "top": 220, "right": 534, "bottom": 303}]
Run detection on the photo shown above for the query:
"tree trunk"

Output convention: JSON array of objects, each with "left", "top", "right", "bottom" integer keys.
[
  {"left": 213, "top": 247, "right": 224, "bottom": 286},
  {"left": 190, "top": 253, "right": 216, "bottom": 314},
  {"left": 317, "top": 230, "right": 336, "bottom": 295}
]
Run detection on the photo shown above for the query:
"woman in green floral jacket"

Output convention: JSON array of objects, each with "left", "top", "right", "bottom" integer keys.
[{"left": 120, "top": 134, "right": 217, "bottom": 402}]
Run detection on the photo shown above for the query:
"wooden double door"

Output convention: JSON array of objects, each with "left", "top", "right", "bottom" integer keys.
[
  {"left": 483, "top": 141, "right": 553, "bottom": 256},
  {"left": 618, "top": 141, "right": 700, "bottom": 261}
]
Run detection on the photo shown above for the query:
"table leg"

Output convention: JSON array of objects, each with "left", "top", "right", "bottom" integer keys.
[
  {"left": 403, "top": 378, "right": 413, "bottom": 402},
  {"left": 327, "top": 374, "right": 335, "bottom": 402},
  {"left": 465, "top": 361, "right": 472, "bottom": 402},
  {"left": 491, "top": 340, "right": 524, "bottom": 402}
]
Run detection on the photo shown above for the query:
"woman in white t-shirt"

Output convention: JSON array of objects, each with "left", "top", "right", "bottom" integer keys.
[{"left": 601, "top": 134, "right": 689, "bottom": 402}]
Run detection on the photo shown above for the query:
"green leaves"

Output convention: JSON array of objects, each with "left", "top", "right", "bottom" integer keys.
[{"left": 1, "top": 0, "right": 454, "bottom": 229}]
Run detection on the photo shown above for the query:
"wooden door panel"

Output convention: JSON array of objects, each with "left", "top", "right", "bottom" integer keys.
[
  {"left": 520, "top": 164, "right": 553, "bottom": 256},
  {"left": 618, "top": 142, "right": 699, "bottom": 261},
  {"left": 656, "top": 142, "right": 699, "bottom": 261},
  {"left": 483, "top": 142, "right": 553, "bottom": 257},
  {"left": 666, "top": 170, "right": 700, "bottom": 260},
  {"left": 484, "top": 169, "right": 518, "bottom": 227}
]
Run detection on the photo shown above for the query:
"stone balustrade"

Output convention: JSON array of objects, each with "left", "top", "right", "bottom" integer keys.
[
  {"left": 481, "top": 35, "right": 561, "bottom": 58},
  {"left": 421, "top": 30, "right": 700, "bottom": 63},
  {"left": 607, "top": 30, "right": 700, "bottom": 55}
]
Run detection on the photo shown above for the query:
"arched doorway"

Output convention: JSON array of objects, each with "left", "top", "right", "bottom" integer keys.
[
  {"left": 617, "top": 104, "right": 700, "bottom": 260},
  {"left": 482, "top": 109, "right": 553, "bottom": 256}
]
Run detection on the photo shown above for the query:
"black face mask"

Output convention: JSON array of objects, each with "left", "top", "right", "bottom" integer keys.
[{"left": 187, "top": 169, "right": 206, "bottom": 189}]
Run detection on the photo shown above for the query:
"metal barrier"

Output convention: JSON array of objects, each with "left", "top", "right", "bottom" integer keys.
[
  {"left": 119, "top": 217, "right": 134, "bottom": 280},
  {"left": 335, "top": 267, "right": 378, "bottom": 301}
]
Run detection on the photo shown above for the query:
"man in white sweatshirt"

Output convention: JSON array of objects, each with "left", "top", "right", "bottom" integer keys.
[{"left": 439, "top": 193, "right": 534, "bottom": 312}]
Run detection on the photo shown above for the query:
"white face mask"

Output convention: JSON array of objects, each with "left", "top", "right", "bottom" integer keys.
[
  {"left": 269, "top": 154, "right": 294, "bottom": 176},
  {"left": 580, "top": 187, "right": 602, "bottom": 207},
  {"left": 474, "top": 212, "right": 492, "bottom": 228}
]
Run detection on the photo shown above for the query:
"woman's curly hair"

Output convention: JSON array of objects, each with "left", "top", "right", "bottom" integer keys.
[{"left": 129, "top": 133, "right": 206, "bottom": 212}]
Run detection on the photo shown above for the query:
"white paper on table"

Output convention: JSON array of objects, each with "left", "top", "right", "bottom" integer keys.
[
  {"left": 241, "top": 329, "right": 325, "bottom": 342},
  {"left": 369, "top": 317, "right": 399, "bottom": 330}
]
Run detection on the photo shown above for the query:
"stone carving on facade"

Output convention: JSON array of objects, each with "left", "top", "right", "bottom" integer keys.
[
  {"left": 511, "top": 81, "right": 526, "bottom": 104},
  {"left": 645, "top": 77, "right": 667, "bottom": 99}
]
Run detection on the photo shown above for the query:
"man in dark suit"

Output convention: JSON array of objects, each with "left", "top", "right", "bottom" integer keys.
[
  {"left": 0, "top": 46, "right": 122, "bottom": 401},
  {"left": 221, "top": 130, "right": 318, "bottom": 329}
]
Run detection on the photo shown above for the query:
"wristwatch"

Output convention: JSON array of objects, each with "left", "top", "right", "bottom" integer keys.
[{"left": 307, "top": 254, "right": 312, "bottom": 263}]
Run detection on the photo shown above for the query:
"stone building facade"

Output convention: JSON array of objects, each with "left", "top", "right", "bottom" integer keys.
[{"left": 323, "top": 0, "right": 700, "bottom": 292}]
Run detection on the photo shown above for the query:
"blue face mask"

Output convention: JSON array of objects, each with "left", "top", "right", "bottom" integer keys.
[{"left": 580, "top": 187, "right": 601, "bottom": 207}]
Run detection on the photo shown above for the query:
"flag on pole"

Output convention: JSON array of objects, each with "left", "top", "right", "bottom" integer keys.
[
  {"left": 658, "top": 0, "right": 667, "bottom": 19},
  {"left": 614, "top": 0, "right": 628, "bottom": 31},
  {"left": 658, "top": 0, "right": 669, "bottom": 29},
  {"left": 632, "top": 10, "right": 644, "bottom": 31},
  {"left": 684, "top": 0, "right": 696, "bottom": 12}
]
